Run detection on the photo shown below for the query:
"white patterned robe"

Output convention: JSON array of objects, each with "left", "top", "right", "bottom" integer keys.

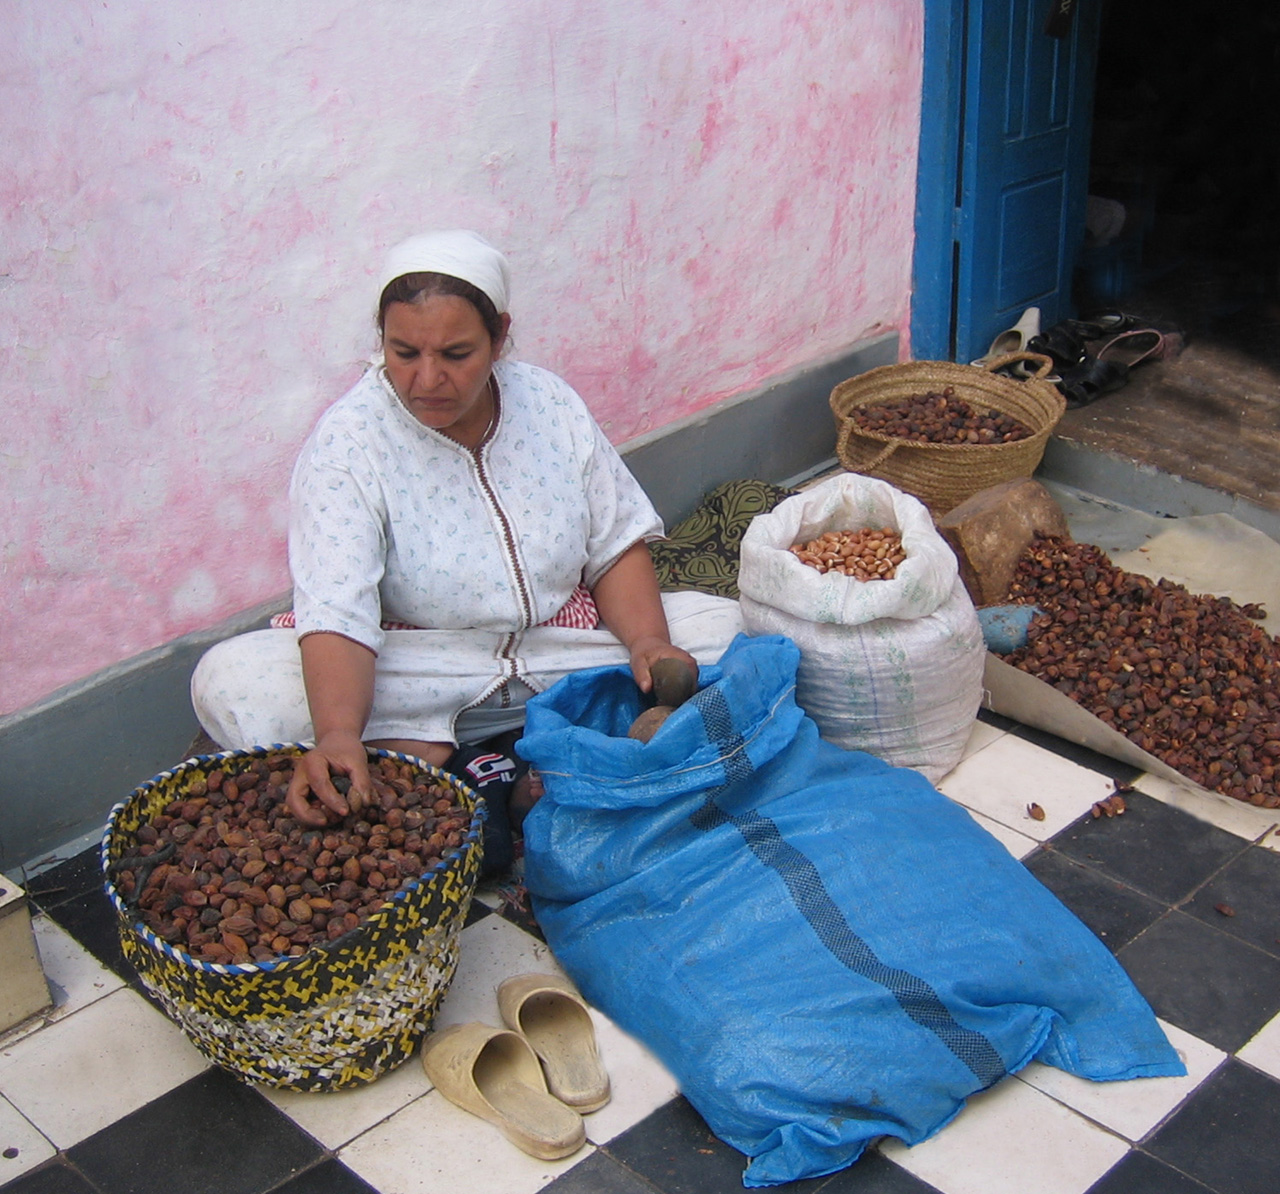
[{"left": 192, "top": 360, "right": 743, "bottom": 748}]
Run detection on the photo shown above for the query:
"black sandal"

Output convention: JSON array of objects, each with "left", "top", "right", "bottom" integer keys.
[
  {"left": 1057, "top": 354, "right": 1129, "bottom": 409},
  {"left": 1060, "top": 311, "right": 1144, "bottom": 341},
  {"left": 1026, "top": 325, "right": 1088, "bottom": 372}
]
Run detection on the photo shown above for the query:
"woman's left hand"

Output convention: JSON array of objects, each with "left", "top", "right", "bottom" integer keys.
[{"left": 627, "top": 635, "right": 697, "bottom": 695}]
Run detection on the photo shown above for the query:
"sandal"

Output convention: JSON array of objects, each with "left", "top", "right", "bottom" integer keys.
[
  {"left": 497, "top": 974, "right": 611, "bottom": 1113},
  {"left": 1060, "top": 310, "right": 1144, "bottom": 341},
  {"left": 422, "top": 1022, "right": 586, "bottom": 1159},
  {"left": 1096, "top": 328, "right": 1165, "bottom": 368},
  {"left": 1026, "top": 324, "right": 1088, "bottom": 372},
  {"left": 1057, "top": 354, "right": 1129, "bottom": 409}
]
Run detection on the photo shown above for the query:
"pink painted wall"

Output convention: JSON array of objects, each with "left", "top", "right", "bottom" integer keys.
[{"left": 1, "top": 1, "right": 922, "bottom": 715}]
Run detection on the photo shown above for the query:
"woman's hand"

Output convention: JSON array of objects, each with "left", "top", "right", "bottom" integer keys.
[
  {"left": 591, "top": 541, "right": 696, "bottom": 692},
  {"left": 627, "top": 635, "right": 697, "bottom": 695},
  {"left": 286, "top": 632, "right": 378, "bottom": 826},
  {"left": 285, "top": 729, "right": 373, "bottom": 827}
]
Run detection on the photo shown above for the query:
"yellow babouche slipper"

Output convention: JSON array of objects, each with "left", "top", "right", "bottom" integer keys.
[
  {"left": 497, "top": 973, "right": 612, "bottom": 1114},
  {"left": 421, "top": 1021, "right": 586, "bottom": 1160}
]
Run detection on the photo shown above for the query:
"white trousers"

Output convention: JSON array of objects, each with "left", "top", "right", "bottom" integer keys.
[{"left": 191, "top": 591, "right": 745, "bottom": 750}]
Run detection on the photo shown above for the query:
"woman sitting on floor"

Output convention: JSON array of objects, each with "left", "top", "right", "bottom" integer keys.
[{"left": 191, "top": 230, "right": 742, "bottom": 870}]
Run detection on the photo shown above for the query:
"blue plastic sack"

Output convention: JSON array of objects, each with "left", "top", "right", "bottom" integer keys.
[
  {"left": 518, "top": 634, "right": 1184, "bottom": 1187},
  {"left": 978, "top": 603, "right": 1042, "bottom": 653}
]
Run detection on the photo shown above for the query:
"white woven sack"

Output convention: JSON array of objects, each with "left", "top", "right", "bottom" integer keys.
[{"left": 737, "top": 473, "right": 983, "bottom": 782}]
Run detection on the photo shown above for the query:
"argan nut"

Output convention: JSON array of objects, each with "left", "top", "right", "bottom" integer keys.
[{"left": 629, "top": 705, "right": 675, "bottom": 743}]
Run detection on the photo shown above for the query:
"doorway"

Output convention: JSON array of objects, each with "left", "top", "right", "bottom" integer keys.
[{"left": 1081, "top": 1, "right": 1280, "bottom": 367}]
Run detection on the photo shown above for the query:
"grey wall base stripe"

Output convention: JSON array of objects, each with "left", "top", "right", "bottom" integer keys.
[
  {"left": 1037, "top": 438, "right": 1280, "bottom": 544},
  {"left": 0, "top": 597, "right": 289, "bottom": 877},
  {"left": 0, "top": 332, "right": 898, "bottom": 876}
]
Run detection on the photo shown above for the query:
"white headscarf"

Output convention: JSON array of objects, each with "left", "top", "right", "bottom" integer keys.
[{"left": 378, "top": 230, "right": 511, "bottom": 314}]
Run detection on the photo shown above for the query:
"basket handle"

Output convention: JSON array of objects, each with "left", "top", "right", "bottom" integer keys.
[
  {"left": 835, "top": 420, "right": 901, "bottom": 473},
  {"left": 982, "top": 351, "right": 1056, "bottom": 380}
]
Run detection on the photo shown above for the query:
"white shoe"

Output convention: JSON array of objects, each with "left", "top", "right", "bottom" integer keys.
[{"left": 971, "top": 307, "right": 1042, "bottom": 366}]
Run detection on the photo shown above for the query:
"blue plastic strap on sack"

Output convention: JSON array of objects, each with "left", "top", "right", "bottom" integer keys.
[{"left": 517, "top": 634, "right": 1183, "bottom": 1187}]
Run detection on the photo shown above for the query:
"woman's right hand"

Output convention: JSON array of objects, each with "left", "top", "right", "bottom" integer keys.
[{"left": 285, "top": 729, "right": 373, "bottom": 827}]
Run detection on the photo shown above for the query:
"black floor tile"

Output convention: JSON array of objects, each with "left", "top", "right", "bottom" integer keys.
[
  {"left": 1117, "top": 911, "right": 1280, "bottom": 1052},
  {"left": 1144, "top": 1058, "right": 1280, "bottom": 1194},
  {"left": 1025, "top": 849, "right": 1167, "bottom": 951},
  {"left": 1182, "top": 846, "right": 1280, "bottom": 960},
  {"left": 1048, "top": 791, "right": 1248, "bottom": 905},
  {"left": 1007, "top": 725, "right": 1144, "bottom": 786},
  {"left": 1085, "top": 1148, "right": 1214, "bottom": 1194},
  {"left": 976, "top": 708, "right": 1019, "bottom": 733},
  {"left": 66, "top": 1069, "right": 324, "bottom": 1194},
  {"left": 602, "top": 1097, "right": 826, "bottom": 1194},
  {"left": 40, "top": 888, "right": 132, "bottom": 982},
  {"left": 0, "top": 1160, "right": 101, "bottom": 1193},
  {"left": 25, "top": 849, "right": 105, "bottom": 912},
  {"left": 543, "top": 1149, "right": 664, "bottom": 1194},
  {"left": 818, "top": 1148, "right": 944, "bottom": 1193},
  {"left": 265, "top": 1158, "right": 379, "bottom": 1194}
]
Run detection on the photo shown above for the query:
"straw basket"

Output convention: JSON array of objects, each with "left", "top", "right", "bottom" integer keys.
[
  {"left": 101, "top": 743, "right": 483, "bottom": 1092},
  {"left": 829, "top": 353, "right": 1067, "bottom": 517}
]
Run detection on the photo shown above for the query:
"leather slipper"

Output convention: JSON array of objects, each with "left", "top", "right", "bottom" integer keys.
[
  {"left": 1058, "top": 354, "right": 1129, "bottom": 409},
  {"left": 421, "top": 1022, "right": 586, "bottom": 1159},
  {"left": 1096, "top": 328, "right": 1165, "bottom": 369},
  {"left": 498, "top": 974, "right": 611, "bottom": 1113}
]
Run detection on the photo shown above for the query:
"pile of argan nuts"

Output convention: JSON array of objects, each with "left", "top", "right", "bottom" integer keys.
[
  {"left": 849, "top": 388, "right": 1033, "bottom": 445},
  {"left": 112, "top": 754, "right": 473, "bottom": 964},
  {"left": 1003, "top": 534, "right": 1280, "bottom": 807},
  {"left": 790, "top": 528, "right": 908, "bottom": 580}
]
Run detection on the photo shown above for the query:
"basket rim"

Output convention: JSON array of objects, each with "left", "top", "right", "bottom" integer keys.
[
  {"left": 101, "top": 742, "right": 484, "bottom": 977},
  {"left": 829, "top": 360, "right": 1066, "bottom": 415},
  {"left": 830, "top": 428, "right": 1052, "bottom": 453}
]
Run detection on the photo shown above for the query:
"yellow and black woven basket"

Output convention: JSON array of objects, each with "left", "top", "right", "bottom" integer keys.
[
  {"left": 829, "top": 353, "right": 1067, "bottom": 517},
  {"left": 101, "top": 743, "right": 483, "bottom": 1092}
]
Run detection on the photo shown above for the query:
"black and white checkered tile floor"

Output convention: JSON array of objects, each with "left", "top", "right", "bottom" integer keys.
[{"left": 5, "top": 711, "right": 1280, "bottom": 1194}]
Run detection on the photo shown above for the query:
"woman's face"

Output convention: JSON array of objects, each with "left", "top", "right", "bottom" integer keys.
[{"left": 382, "top": 295, "right": 509, "bottom": 446}]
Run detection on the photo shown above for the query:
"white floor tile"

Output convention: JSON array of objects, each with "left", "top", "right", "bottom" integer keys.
[
  {"left": 881, "top": 1076, "right": 1130, "bottom": 1194},
  {"left": 0, "top": 986, "right": 208, "bottom": 1147},
  {"left": 1238, "top": 1009, "right": 1280, "bottom": 1081},
  {"left": 1133, "top": 772, "right": 1280, "bottom": 845},
  {"left": 263, "top": 1050, "right": 432, "bottom": 1149},
  {"left": 582, "top": 1020, "right": 679, "bottom": 1146},
  {"left": 955, "top": 719, "right": 1007, "bottom": 766},
  {"left": 1015, "top": 1019, "right": 1226, "bottom": 1142},
  {"left": 31, "top": 916, "right": 124, "bottom": 1019},
  {"left": 0, "top": 1093, "right": 55, "bottom": 1184},
  {"left": 937, "top": 735, "right": 1114, "bottom": 841},
  {"left": 340, "top": 1086, "right": 592, "bottom": 1194},
  {"left": 957, "top": 805, "right": 1041, "bottom": 860},
  {"left": 434, "top": 914, "right": 567, "bottom": 1032},
  {"left": 430, "top": 913, "right": 680, "bottom": 1145}
]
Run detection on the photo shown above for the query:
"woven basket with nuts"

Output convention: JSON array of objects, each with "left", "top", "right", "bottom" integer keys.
[
  {"left": 101, "top": 743, "right": 483, "bottom": 1091},
  {"left": 829, "top": 355, "right": 1066, "bottom": 517}
]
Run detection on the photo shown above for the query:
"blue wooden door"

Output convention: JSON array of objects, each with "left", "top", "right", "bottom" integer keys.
[{"left": 913, "top": 0, "right": 1101, "bottom": 363}]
